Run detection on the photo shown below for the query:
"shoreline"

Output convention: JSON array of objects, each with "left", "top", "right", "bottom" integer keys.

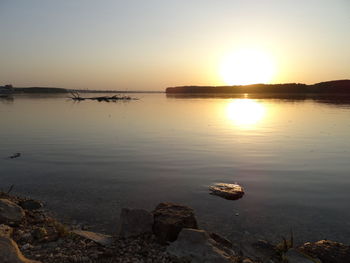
[{"left": 1, "top": 190, "right": 349, "bottom": 263}]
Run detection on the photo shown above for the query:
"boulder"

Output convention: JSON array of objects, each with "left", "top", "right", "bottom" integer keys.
[
  {"left": 18, "top": 200, "right": 43, "bottom": 211},
  {"left": 240, "top": 238, "right": 277, "bottom": 262},
  {"left": 0, "top": 224, "right": 13, "bottom": 238},
  {"left": 299, "top": 240, "right": 350, "bottom": 263},
  {"left": 167, "top": 228, "right": 235, "bottom": 263},
  {"left": 73, "top": 230, "right": 113, "bottom": 246},
  {"left": 209, "top": 183, "right": 244, "bottom": 200},
  {"left": 0, "top": 236, "right": 41, "bottom": 263},
  {"left": 118, "top": 208, "right": 153, "bottom": 238},
  {"left": 153, "top": 202, "right": 198, "bottom": 243},
  {"left": 0, "top": 199, "right": 25, "bottom": 225},
  {"left": 284, "top": 248, "right": 317, "bottom": 263}
]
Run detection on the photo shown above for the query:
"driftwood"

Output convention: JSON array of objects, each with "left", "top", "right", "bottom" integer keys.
[
  {"left": 8, "top": 153, "right": 21, "bottom": 159},
  {"left": 69, "top": 92, "right": 138, "bottom": 102},
  {"left": 70, "top": 91, "right": 85, "bottom": 101}
]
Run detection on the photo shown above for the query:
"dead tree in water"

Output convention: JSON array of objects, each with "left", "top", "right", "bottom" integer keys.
[
  {"left": 70, "top": 91, "right": 85, "bottom": 101},
  {"left": 69, "top": 91, "right": 137, "bottom": 102}
]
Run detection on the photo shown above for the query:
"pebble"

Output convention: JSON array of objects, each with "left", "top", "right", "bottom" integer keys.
[{"left": 22, "top": 243, "right": 32, "bottom": 250}]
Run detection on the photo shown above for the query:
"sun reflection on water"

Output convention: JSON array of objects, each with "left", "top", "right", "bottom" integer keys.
[{"left": 226, "top": 99, "right": 266, "bottom": 128}]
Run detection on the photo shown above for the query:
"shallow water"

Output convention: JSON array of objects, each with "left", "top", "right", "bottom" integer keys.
[{"left": 1, "top": 93, "right": 350, "bottom": 244}]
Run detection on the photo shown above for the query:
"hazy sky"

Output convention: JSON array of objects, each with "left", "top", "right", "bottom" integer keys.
[{"left": 1, "top": 0, "right": 349, "bottom": 90}]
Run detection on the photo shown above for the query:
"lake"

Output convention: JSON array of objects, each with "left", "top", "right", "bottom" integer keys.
[{"left": 1, "top": 93, "right": 349, "bottom": 245}]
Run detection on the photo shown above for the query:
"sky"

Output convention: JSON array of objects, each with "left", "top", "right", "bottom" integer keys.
[{"left": 0, "top": 0, "right": 349, "bottom": 91}]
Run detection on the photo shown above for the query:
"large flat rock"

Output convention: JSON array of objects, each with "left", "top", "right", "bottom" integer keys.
[
  {"left": 72, "top": 230, "right": 113, "bottom": 246},
  {"left": 167, "top": 228, "right": 235, "bottom": 263}
]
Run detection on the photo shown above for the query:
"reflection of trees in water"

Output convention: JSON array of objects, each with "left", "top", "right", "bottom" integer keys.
[
  {"left": 166, "top": 93, "right": 350, "bottom": 106},
  {"left": 0, "top": 95, "right": 14, "bottom": 104}
]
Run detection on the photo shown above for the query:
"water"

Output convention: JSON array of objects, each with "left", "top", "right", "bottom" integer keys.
[{"left": 1, "top": 93, "right": 350, "bottom": 244}]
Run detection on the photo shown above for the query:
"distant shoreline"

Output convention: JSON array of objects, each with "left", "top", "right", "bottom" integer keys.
[
  {"left": 6, "top": 79, "right": 350, "bottom": 94},
  {"left": 12, "top": 87, "right": 163, "bottom": 94},
  {"left": 166, "top": 79, "right": 350, "bottom": 94}
]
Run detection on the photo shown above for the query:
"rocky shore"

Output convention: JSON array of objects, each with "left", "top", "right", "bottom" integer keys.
[{"left": 0, "top": 190, "right": 349, "bottom": 263}]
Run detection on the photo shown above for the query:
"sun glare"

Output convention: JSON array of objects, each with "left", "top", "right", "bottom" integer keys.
[
  {"left": 226, "top": 99, "right": 266, "bottom": 128},
  {"left": 220, "top": 49, "right": 276, "bottom": 85}
]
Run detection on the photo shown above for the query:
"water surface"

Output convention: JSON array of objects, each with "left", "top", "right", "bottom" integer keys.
[{"left": 1, "top": 93, "right": 349, "bottom": 244}]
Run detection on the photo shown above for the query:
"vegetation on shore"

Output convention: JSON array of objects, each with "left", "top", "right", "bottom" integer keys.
[
  {"left": 13, "top": 87, "right": 68, "bottom": 93},
  {"left": 166, "top": 80, "right": 350, "bottom": 94}
]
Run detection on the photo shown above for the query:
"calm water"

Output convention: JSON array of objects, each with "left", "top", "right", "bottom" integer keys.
[{"left": 1, "top": 93, "right": 350, "bottom": 244}]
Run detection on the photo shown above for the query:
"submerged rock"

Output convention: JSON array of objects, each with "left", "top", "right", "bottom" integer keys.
[
  {"left": 209, "top": 183, "right": 244, "bottom": 200},
  {"left": 299, "top": 240, "right": 350, "bottom": 263},
  {"left": 167, "top": 228, "right": 235, "bottom": 263},
  {"left": 153, "top": 202, "right": 198, "bottom": 243},
  {"left": 73, "top": 230, "right": 113, "bottom": 246},
  {"left": 0, "top": 199, "right": 25, "bottom": 225},
  {"left": 239, "top": 238, "right": 278, "bottom": 262},
  {"left": 0, "top": 236, "right": 41, "bottom": 263},
  {"left": 18, "top": 200, "right": 43, "bottom": 211},
  {"left": 284, "top": 248, "right": 316, "bottom": 263},
  {"left": 118, "top": 208, "right": 153, "bottom": 238}
]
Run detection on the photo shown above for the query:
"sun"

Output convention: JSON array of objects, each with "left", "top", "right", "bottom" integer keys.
[{"left": 219, "top": 48, "right": 276, "bottom": 85}]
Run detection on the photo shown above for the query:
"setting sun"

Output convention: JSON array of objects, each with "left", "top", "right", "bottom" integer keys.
[{"left": 219, "top": 49, "right": 276, "bottom": 86}]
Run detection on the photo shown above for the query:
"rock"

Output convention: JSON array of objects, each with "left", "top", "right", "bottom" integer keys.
[
  {"left": 0, "top": 199, "right": 25, "bottom": 225},
  {"left": 240, "top": 239, "right": 277, "bottom": 262},
  {"left": 32, "top": 227, "right": 47, "bottom": 240},
  {"left": 20, "top": 232, "right": 32, "bottom": 242},
  {"left": 73, "top": 230, "right": 113, "bottom": 246},
  {"left": 167, "top": 228, "right": 235, "bottom": 263},
  {"left": 21, "top": 243, "right": 33, "bottom": 250},
  {"left": 153, "top": 202, "right": 198, "bottom": 243},
  {"left": 118, "top": 208, "right": 153, "bottom": 238},
  {"left": 209, "top": 232, "right": 233, "bottom": 249},
  {"left": 284, "top": 248, "right": 317, "bottom": 263},
  {"left": 0, "top": 224, "right": 13, "bottom": 238},
  {"left": 0, "top": 236, "right": 41, "bottom": 263},
  {"left": 299, "top": 240, "right": 350, "bottom": 263},
  {"left": 209, "top": 183, "right": 244, "bottom": 200},
  {"left": 18, "top": 200, "right": 43, "bottom": 211}
]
